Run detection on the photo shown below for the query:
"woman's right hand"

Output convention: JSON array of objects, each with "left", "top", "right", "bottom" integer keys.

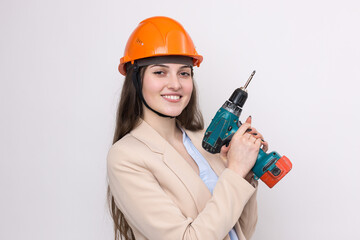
[{"left": 220, "top": 117, "right": 262, "bottom": 178}]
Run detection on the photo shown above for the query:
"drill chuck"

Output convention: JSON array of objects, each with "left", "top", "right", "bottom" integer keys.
[{"left": 229, "top": 88, "right": 248, "bottom": 108}]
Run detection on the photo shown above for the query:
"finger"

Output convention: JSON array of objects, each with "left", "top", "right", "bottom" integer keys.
[
  {"left": 249, "top": 135, "right": 257, "bottom": 143},
  {"left": 245, "top": 115, "right": 252, "bottom": 124},
  {"left": 248, "top": 128, "right": 265, "bottom": 141},
  {"left": 261, "top": 140, "right": 269, "bottom": 152},
  {"left": 220, "top": 145, "right": 230, "bottom": 161},
  {"left": 248, "top": 127, "right": 257, "bottom": 133},
  {"left": 221, "top": 144, "right": 230, "bottom": 154},
  {"left": 245, "top": 128, "right": 253, "bottom": 133},
  {"left": 236, "top": 122, "right": 252, "bottom": 136},
  {"left": 244, "top": 133, "right": 256, "bottom": 143},
  {"left": 255, "top": 138, "right": 262, "bottom": 148},
  {"left": 244, "top": 133, "right": 252, "bottom": 140},
  {"left": 253, "top": 132, "right": 263, "bottom": 140},
  {"left": 247, "top": 127, "right": 260, "bottom": 137}
]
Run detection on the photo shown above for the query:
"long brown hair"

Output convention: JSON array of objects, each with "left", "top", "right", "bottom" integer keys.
[{"left": 107, "top": 64, "right": 204, "bottom": 240}]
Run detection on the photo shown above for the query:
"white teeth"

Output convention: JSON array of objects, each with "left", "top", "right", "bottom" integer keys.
[{"left": 163, "top": 95, "right": 180, "bottom": 100}]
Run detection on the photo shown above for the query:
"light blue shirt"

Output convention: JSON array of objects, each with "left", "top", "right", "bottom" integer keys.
[{"left": 181, "top": 129, "right": 239, "bottom": 240}]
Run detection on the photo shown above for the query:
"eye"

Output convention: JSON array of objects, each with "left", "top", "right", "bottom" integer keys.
[
  {"left": 179, "top": 71, "right": 191, "bottom": 77},
  {"left": 153, "top": 71, "right": 165, "bottom": 75}
]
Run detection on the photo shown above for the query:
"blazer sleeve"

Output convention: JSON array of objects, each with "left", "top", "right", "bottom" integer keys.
[
  {"left": 239, "top": 179, "right": 258, "bottom": 239},
  {"left": 107, "top": 140, "right": 257, "bottom": 240}
]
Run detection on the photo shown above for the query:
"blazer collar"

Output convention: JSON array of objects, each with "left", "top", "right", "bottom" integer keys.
[
  {"left": 130, "top": 119, "right": 166, "bottom": 154},
  {"left": 130, "top": 119, "right": 226, "bottom": 213}
]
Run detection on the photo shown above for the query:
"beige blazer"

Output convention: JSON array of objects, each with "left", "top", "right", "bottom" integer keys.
[{"left": 107, "top": 120, "right": 258, "bottom": 240}]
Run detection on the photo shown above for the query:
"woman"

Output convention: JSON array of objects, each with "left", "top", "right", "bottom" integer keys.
[{"left": 107, "top": 16, "right": 268, "bottom": 240}]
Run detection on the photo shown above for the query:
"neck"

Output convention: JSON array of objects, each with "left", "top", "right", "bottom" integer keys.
[{"left": 142, "top": 107, "right": 182, "bottom": 142}]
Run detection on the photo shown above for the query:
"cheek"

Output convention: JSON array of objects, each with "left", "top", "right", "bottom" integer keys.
[
  {"left": 142, "top": 76, "right": 161, "bottom": 97},
  {"left": 183, "top": 80, "right": 194, "bottom": 96}
]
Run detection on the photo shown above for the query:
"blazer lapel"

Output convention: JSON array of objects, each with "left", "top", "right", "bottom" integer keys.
[
  {"left": 132, "top": 121, "right": 234, "bottom": 240},
  {"left": 130, "top": 120, "right": 212, "bottom": 213},
  {"left": 162, "top": 144, "right": 212, "bottom": 213}
]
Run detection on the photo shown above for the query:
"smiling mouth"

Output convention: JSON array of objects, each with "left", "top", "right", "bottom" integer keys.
[{"left": 162, "top": 95, "right": 181, "bottom": 100}]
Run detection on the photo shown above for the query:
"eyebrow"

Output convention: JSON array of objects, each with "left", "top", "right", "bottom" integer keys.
[
  {"left": 149, "top": 64, "right": 192, "bottom": 69},
  {"left": 180, "top": 65, "right": 192, "bottom": 70},
  {"left": 150, "top": 64, "right": 169, "bottom": 68}
]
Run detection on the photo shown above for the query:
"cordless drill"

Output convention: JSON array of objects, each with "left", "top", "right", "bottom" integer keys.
[{"left": 202, "top": 71, "right": 292, "bottom": 188}]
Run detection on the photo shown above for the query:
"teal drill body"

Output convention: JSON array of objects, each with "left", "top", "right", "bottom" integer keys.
[
  {"left": 202, "top": 100, "right": 282, "bottom": 180},
  {"left": 202, "top": 71, "right": 292, "bottom": 186}
]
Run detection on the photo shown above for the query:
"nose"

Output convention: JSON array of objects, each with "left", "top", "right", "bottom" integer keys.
[{"left": 167, "top": 73, "right": 181, "bottom": 90}]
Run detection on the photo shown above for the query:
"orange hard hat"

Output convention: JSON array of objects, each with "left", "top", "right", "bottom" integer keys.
[{"left": 118, "top": 16, "right": 203, "bottom": 75}]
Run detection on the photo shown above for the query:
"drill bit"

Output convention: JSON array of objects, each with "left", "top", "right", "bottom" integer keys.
[{"left": 242, "top": 70, "right": 256, "bottom": 90}]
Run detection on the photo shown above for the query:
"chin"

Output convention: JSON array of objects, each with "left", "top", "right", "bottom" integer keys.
[
  {"left": 163, "top": 110, "right": 183, "bottom": 117},
  {"left": 159, "top": 107, "right": 184, "bottom": 117}
]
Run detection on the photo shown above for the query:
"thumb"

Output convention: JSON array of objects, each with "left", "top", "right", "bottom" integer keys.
[
  {"left": 220, "top": 144, "right": 230, "bottom": 161},
  {"left": 245, "top": 115, "right": 252, "bottom": 124}
]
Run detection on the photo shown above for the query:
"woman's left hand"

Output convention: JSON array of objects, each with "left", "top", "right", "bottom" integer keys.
[{"left": 220, "top": 116, "right": 269, "bottom": 163}]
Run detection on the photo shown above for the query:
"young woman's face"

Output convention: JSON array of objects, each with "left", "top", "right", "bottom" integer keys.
[{"left": 142, "top": 63, "right": 193, "bottom": 117}]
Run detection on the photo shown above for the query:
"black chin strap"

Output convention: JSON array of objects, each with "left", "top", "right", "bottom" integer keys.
[{"left": 132, "top": 63, "right": 175, "bottom": 119}]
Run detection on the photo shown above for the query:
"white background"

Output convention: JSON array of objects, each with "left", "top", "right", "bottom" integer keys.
[{"left": 1, "top": 0, "right": 360, "bottom": 239}]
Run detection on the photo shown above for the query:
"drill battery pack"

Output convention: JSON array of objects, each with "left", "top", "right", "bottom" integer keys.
[{"left": 259, "top": 155, "right": 292, "bottom": 188}]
